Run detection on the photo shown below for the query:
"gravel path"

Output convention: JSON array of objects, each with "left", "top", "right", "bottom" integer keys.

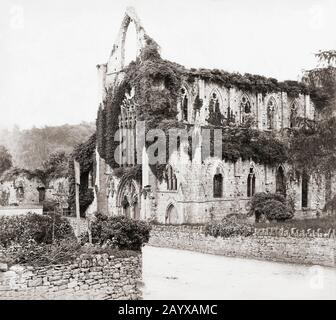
[{"left": 142, "top": 245, "right": 336, "bottom": 300}]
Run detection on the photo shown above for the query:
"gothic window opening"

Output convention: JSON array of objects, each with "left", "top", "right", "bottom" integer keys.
[
  {"left": 226, "top": 105, "right": 235, "bottom": 124},
  {"left": 16, "top": 182, "right": 24, "bottom": 201},
  {"left": 38, "top": 187, "right": 46, "bottom": 203},
  {"left": 166, "top": 165, "right": 177, "bottom": 191},
  {"left": 247, "top": 167, "right": 256, "bottom": 197},
  {"left": 289, "top": 102, "right": 298, "bottom": 128},
  {"left": 208, "top": 91, "right": 224, "bottom": 126},
  {"left": 276, "top": 166, "right": 286, "bottom": 197},
  {"left": 213, "top": 174, "right": 223, "bottom": 198},
  {"left": 302, "top": 172, "right": 309, "bottom": 208},
  {"left": 240, "top": 95, "right": 251, "bottom": 124},
  {"left": 118, "top": 179, "right": 139, "bottom": 219},
  {"left": 181, "top": 88, "right": 189, "bottom": 121},
  {"left": 267, "top": 98, "right": 276, "bottom": 130}
]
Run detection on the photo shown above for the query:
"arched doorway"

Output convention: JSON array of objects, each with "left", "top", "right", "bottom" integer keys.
[
  {"left": 166, "top": 204, "right": 178, "bottom": 225},
  {"left": 276, "top": 167, "right": 286, "bottom": 197}
]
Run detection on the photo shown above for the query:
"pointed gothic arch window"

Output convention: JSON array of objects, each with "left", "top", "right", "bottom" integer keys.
[
  {"left": 166, "top": 165, "right": 177, "bottom": 191},
  {"left": 267, "top": 98, "right": 276, "bottom": 130},
  {"left": 289, "top": 102, "right": 298, "bottom": 128},
  {"left": 208, "top": 91, "right": 224, "bottom": 126},
  {"left": 180, "top": 87, "right": 189, "bottom": 121},
  {"left": 247, "top": 167, "right": 256, "bottom": 197},
  {"left": 213, "top": 173, "right": 223, "bottom": 198},
  {"left": 276, "top": 166, "right": 286, "bottom": 197},
  {"left": 240, "top": 95, "right": 252, "bottom": 124}
]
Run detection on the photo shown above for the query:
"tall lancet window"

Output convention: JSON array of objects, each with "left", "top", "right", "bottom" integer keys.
[
  {"left": 267, "top": 98, "right": 276, "bottom": 130},
  {"left": 289, "top": 102, "right": 298, "bottom": 128},
  {"left": 181, "top": 87, "right": 189, "bottom": 121},
  {"left": 213, "top": 174, "right": 223, "bottom": 198},
  {"left": 276, "top": 166, "right": 286, "bottom": 197},
  {"left": 166, "top": 165, "right": 177, "bottom": 191},
  {"left": 240, "top": 95, "right": 251, "bottom": 124},
  {"left": 247, "top": 167, "right": 256, "bottom": 197}
]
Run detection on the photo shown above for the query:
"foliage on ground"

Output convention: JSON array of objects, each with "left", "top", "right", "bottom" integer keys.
[
  {"left": 82, "top": 212, "right": 151, "bottom": 251},
  {"left": 205, "top": 214, "right": 254, "bottom": 238},
  {"left": 1, "top": 239, "right": 139, "bottom": 267},
  {"left": 254, "top": 215, "right": 336, "bottom": 233},
  {"left": 0, "top": 213, "right": 75, "bottom": 248}
]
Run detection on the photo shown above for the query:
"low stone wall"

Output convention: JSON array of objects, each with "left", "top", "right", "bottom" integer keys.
[
  {"left": 149, "top": 225, "right": 336, "bottom": 268},
  {"left": 0, "top": 253, "right": 142, "bottom": 300}
]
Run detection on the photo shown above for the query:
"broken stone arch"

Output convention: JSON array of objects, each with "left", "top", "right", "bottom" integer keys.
[{"left": 107, "top": 7, "right": 156, "bottom": 73}]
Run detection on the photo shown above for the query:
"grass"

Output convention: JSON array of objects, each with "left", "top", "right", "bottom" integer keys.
[{"left": 254, "top": 215, "right": 336, "bottom": 233}]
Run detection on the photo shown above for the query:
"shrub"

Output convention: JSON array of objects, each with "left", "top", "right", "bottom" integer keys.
[
  {"left": 87, "top": 213, "right": 151, "bottom": 251},
  {"left": 248, "top": 192, "right": 294, "bottom": 222},
  {"left": 0, "top": 213, "right": 75, "bottom": 247},
  {"left": 205, "top": 215, "right": 254, "bottom": 238}
]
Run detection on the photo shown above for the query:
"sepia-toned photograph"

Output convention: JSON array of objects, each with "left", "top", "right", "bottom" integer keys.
[{"left": 0, "top": 0, "right": 335, "bottom": 305}]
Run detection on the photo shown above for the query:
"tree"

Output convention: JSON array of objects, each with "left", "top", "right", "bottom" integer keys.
[
  {"left": 289, "top": 50, "right": 336, "bottom": 177},
  {"left": 303, "top": 50, "right": 336, "bottom": 117},
  {"left": 0, "top": 145, "right": 13, "bottom": 176},
  {"left": 42, "top": 150, "right": 69, "bottom": 179},
  {"left": 289, "top": 117, "right": 336, "bottom": 176}
]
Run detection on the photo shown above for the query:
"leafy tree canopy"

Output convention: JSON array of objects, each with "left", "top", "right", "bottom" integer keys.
[{"left": 0, "top": 145, "right": 13, "bottom": 176}]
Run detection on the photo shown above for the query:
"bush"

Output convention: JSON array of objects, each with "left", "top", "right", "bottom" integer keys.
[
  {"left": 0, "top": 213, "right": 75, "bottom": 247},
  {"left": 248, "top": 192, "right": 294, "bottom": 222},
  {"left": 205, "top": 215, "right": 254, "bottom": 238},
  {"left": 86, "top": 213, "right": 151, "bottom": 251}
]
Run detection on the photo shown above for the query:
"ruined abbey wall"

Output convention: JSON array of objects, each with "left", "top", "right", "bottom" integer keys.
[{"left": 92, "top": 8, "right": 330, "bottom": 225}]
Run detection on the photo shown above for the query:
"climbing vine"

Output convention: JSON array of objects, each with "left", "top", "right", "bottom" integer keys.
[
  {"left": 68, "top": 133, "right": 96, "bottom": 217},
  {"left": 95, "top": 34, "right": 327, "bottom": 183}
]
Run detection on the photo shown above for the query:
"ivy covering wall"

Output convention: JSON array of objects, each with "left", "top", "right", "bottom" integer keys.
[
  {"left": 94, "top": 35, "right": 326, "bottom": 182},
  {"left": 68, "top": 133, "right": 96, "bottom": 217}
]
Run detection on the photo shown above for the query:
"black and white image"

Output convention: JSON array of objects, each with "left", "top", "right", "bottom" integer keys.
[{"left": 0, "top": 0, "right": 335, "bottom": 301}]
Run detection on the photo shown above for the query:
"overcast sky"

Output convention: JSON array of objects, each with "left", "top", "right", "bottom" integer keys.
[{"left": 0, "top": 0, "right": 335, "bottom": 129}]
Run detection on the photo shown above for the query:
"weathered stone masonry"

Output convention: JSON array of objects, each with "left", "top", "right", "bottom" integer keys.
[
  {"left": 0, "top": 253, "right": 142, "bottom": 300},
  {"left": 91, "top": 7, "right": 334, "bottom": 225},
  {"left": 149, "top": 225, "right": 336, "bottom": 268}
]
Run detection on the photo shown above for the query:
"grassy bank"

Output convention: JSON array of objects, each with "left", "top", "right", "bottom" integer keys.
[{"left": 254, "top": 215, "right": 336, "bottom": 233}]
